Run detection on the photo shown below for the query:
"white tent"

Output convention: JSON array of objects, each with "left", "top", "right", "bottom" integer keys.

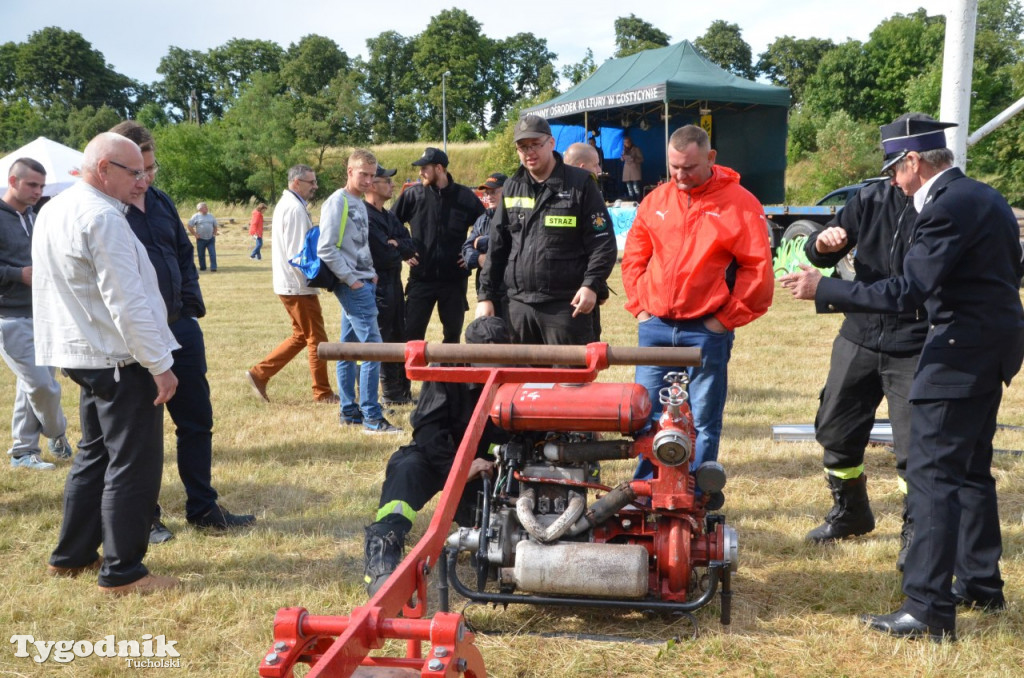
[{"left": 0, "top": 137, "right": 84, "bottom": 197}]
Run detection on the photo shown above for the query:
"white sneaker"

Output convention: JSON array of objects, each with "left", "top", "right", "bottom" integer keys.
[{"left": 11, "top": 454, "right": 56, "bottom": 470}]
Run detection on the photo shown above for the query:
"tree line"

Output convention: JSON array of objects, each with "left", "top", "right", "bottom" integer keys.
[{"left": 2, "top": 3, "right": 1024, "bottom": 205}]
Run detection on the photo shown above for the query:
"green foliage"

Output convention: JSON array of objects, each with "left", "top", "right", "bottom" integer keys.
[
  {"left": 157, "top": 46, "right": 219, "bottom": 123},
  {"left": 364, "top": 31, "right": 419, "bottom": 143},
  {"left": 786, "top": 108, "right": 823, "bottom": 165},
  {"left": 207, "top": 38, "right": 285, "bottom": 113},
  {"left": 562, "top": 48, "right": 597, "bottom": 87},
  {"left": 694, "top": 20, "right": 755, "bottom": 79},
  {"left": 787, "top": 111, "right": 879, "bottom": 203},
  {"left": 64, "top": 105, "right": 123, "bottom": 149},
  {"left": 448, "top": 121, "right": 478, "bottom": 143},
  {"left": 152, "top": 121, "right": 238, "bottom": 204},
  {"left": 614, "top": 14, "right": 670, "bottom": 58},
  {"left": 281, "top": 35, "right": 350, "bottom": 97},
  {"left": 756, "top": 36, "right": 836, "bottom": 104},
  {"left": 488, "top": 33, "right": 558, "bottom": 129}
]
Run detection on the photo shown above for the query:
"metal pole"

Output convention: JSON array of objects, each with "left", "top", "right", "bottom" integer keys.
[
  {"left": 939, "top": 0, "right": 978, "bottom": 169},
  {"left": 442, "top": 70, "right": 451, "bottom": 153}
]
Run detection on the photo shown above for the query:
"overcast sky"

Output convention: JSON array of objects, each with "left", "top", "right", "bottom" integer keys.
[{"left": 4, "top": 1, "right": 955, "bottom": 85}]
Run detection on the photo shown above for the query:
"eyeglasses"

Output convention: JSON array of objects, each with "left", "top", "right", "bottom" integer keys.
[
  {"left": 296, "top": 177, "right": 318, "bottom": 185},
  {"left": 516, "top": 139, "right": 549, "bottom": 154},
  {"left": 884, "top": 152, "right": 908, "bottom": 179},
  {"left": 144, "top": 160, "right": 160, "bottom": 177},
  {"left": 108, "top": 160, "right": 147, "bottom": 181}
]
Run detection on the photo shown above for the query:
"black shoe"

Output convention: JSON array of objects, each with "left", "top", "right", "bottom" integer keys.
[
  {"left": 188, "top": 504, "right": 256, "bottom": 530},
  {"left": 364, "top": 523, "right": 406, "bottom": 597},
  {"left": 150, "top": 518, "right": 175, "bottom": 544},
  {"left": 860, "top": 609, "right": 956, "bottom": 642},
  {"left": 954, "top": 591, "right": 1006, "bottom": 612}
]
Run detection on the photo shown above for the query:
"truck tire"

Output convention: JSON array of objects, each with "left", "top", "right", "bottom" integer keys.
[
  {"left": 781, "top": 219, "right": 822, "bottom": 242},
  {"left": 835, "top": 250, "right": 856, "bottom": 281}
]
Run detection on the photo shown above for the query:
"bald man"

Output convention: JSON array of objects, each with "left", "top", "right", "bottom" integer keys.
[
  {"left": 34, "top": 132, "right": 181, "bottom": 595},
  {"left": 564, "top": 142, "right": 602, "bottom": 176}
]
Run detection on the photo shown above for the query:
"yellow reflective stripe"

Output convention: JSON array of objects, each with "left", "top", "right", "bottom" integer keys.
[
  {"left": 375, "top": 500, "right": 416, "bottom": 523},
  {"left": 897, "top": 475, "right": 908, "bottom": 494},
  {"left": 504, "top": 196, "right": 535, "bottom": 209},
  {"left": 544, "top": 215, "right": 576, "bottom": 227},
  {"left": 826, "top": 465, "right": 864, "bottom": 480},
  {"left": 488, "top": 443, "right": 500, "bottom": 457}
]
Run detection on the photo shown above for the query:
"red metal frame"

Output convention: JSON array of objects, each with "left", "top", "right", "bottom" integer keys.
[{"left": 259, "top": 342, "right": 612, "bottom": 678}]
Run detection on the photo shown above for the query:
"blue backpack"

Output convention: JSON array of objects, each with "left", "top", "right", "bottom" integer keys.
[{"left": 289, "top": 196, "right": 348, "bottom": 291}]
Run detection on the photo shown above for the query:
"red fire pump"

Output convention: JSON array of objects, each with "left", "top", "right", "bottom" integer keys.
[{"left": 259, "top": 342, "right": 736, "bottom": 678}]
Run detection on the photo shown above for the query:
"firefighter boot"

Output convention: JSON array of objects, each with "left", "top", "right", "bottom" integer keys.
[
  {"left": 805, "top": 473, "right": 876, "bottom": 543},
  {"left": 364, "top": 522, "right": 407, "bottom": 597},
  {"left": 897, "top": 492, "right": 913, "bottom": 572}
]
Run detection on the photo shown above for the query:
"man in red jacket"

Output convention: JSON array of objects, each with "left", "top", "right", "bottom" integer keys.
[{"left": 622, "top": 124, "right": 773, "bottom": 475}]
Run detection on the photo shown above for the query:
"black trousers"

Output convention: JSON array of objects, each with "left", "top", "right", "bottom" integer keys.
[
  {"left": 50, "top": 363, "right": 164, "bottom": 587},
  {"left": 405, "top": 278, "right": 468, "bottom": 344},
  {"left": 163, "top": 316, "right": 218, "bottom": 521},
  {"left": 901, "top": 389, "right": 1003, "bottom": 630},
  {"left": 815, "top": 335, "right": 917, "bottom": 476},
  {"left": 377, "top": 270, "right": 411, "bottom": 400},
  {"left": 508, "top": 298, "right": 595, "bottom": 346},
  {"left": 377, "top": 442, "right": 483, "bottom": 530}
]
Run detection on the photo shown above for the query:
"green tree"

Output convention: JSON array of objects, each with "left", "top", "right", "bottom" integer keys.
[
  {"left": 156, "top": 47, "right": 218, "bottom": 123},
  {"left": 0, "top": 99, "right": 46, "bottom": 151},
  {"left": 561, "top": 48, "right": 597, "bottom": 87},
  {"left": 281, "top": 34, "right": 350, "bottom": 96},
  {"left": 221, "top": 72, "right": 296, "bottom": 200},
  {"left": 12, "top": 27, "right": 134, "bottom": 114},
  {"left": 488, "top": 33, "right": 557, "bottom": 128},
  {"left": 293, "top": 70, "right": 367, "bottom": 169},
  {"left": 363, "top": 31, "right": 418, "bottom": 142},
  {"left": 694, "top": 20, "right": 755, "bottom": 79},
  {"left": 412, "top": 9, "right": 492, "bottom": 138},
  {"left": 756, "top": 36, "right": 836, "bottom": 104},
  {"left": 64, "top": 105, "right": 123, "bottom": 149},
  {"left": 614, "top": 14, "right": 670, "bottom": 58},
  {"left": 151, "top": 121, "right": 234, "bottom": 203},
  {"left": 207, "top": 38, "right": 285, "bottom": 112}
]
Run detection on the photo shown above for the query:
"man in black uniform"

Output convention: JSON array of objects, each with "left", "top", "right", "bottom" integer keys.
[
  {"left": 362, "top": 316, "right": 511, "bottom": 595},
  {"left": 801, "top": 176, "right": 923, "bottom": 572},
  {"left": 476, "top": 114, "right": 617, "bottom": 345},
  {"left": 393, "top": 147, "right": 484, "bottom": 344},
  {"left": 365, "top": 164, "right": 418, "bottom": 405},
  {"left": 782, "top": 114, "right": 1024, "bottom": 641},
  {"left": 112, "top": 121, "right": 255, "bottom": 541}
]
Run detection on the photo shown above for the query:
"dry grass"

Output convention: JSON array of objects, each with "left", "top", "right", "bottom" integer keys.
[{"left": 1, "top": 232, "right": 1023, "bottom": 677}]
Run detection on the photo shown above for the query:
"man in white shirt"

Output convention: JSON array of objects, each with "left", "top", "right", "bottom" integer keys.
[{"left": 34, "top": 132, "right": 180, "bottom": 595}]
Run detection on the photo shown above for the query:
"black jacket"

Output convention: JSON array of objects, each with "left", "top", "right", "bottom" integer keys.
[
  {"left": 0, "top": 199, "right": 35, "bottom": 317},
  {"left": 365, "top": 201, "right": 416, "bottom": 274},
  {"left": 817, "top": 168, "right": 1024, "bottom": 400},
  {"left": 126, "top": 187, "right": 205, "bottom": 322},
  {"left": 393, "top": 174, "right": 484, "bottom": 283},
  {"left": 481, "top": 153, "right": 617, "bottom": 304},
  {"left": 804, "top": 180, "right": 925, "bottom": 353}
]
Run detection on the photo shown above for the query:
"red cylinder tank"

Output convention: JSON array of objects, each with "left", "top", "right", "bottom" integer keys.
[{"left": 489, "top": 382, "right": 652, "bottom": 434}]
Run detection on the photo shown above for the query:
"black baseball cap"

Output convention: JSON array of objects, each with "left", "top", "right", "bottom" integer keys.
[
  {"left": 513, "top": 114, "right": 552, "bottom": 142},
  {"left": 411, "top": 147, "right": 449, "bottom": 167},
  {"left": 477, "top": 172, "right": 507, "bottom": 190},
  {"left": 375, "top": 165, "right": 397, "bottom": 178}
]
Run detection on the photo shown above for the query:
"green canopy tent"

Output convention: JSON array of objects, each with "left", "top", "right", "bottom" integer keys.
[{"left": 525, "top": 41, "right": 791, "bottom": 203}]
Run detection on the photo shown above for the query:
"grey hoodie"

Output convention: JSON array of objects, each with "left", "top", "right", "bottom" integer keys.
[{"left": 0, "top": 198, "right": 35, "bottom": 317}]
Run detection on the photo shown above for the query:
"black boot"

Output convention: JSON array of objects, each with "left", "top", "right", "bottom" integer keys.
[
  {"left": 897, "top": 492, "right": 913, "bottom": 572},
  {"left": 805, "top": 473, "right": 875, "bottom": 543},
  {"left": 363, "top": 522, "right": 406, "bottom": 597}
]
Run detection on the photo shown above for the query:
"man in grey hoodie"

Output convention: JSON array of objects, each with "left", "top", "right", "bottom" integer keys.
[
  {"left": 320, "top": 149, "right": 402, "bottom": 435},
  {"left": 0, "top": 158, "right": 70, "bottom": 470}
]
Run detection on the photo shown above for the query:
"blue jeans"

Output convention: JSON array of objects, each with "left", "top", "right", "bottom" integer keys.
[
  {"left": 635, "top": 316, "right": 734, "bottom": 472},
  {"left": 250, "top": 236, "right": 263, "bottom": 260},
  {"left": 333, "top": 282, "right": 383, "bottom": 422},
  {"left": 196, "top": 237, "right": 217, "bottom": 271}
]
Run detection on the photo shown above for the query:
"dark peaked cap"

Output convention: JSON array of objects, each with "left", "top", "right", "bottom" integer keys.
[{"left": 880, "top": 114, "right": 957, "bottom": 172}]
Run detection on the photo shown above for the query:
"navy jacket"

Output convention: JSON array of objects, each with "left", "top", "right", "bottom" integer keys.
[
  {"left": 126, "top": 187, "right": 205, "bottom": 322},
  {"left": 365, "top": 201, "right": 416, "bottom": 274},
  {"left": 817, "top": 168, "right": 1024, "bottom": 400}
]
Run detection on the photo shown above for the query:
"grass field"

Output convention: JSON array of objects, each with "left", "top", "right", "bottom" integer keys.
[{"left": 1, "top": 226, "right": 1023, "bottom": 677}]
